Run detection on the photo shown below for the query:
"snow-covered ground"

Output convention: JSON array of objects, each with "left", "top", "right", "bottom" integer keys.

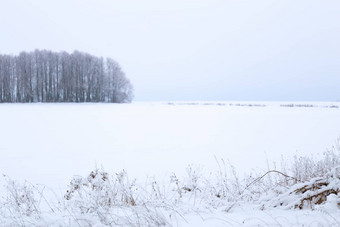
[
  {"left": 0, "top": 102, "right": 339, "bottom": 226},
  {"left": 1, "top": 102, "right": 339, "bottom": 188}
]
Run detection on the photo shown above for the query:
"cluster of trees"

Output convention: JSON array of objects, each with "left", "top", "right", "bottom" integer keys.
[{"left": 0, "top": 50, "right": 133, "bottom": 103}]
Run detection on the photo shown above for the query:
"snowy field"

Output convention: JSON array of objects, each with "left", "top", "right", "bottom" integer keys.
[
  {"left": 1, "top": 102, "right": 339, "bottom": 188},
  {"left": 0, "top": 102, "right": 340, "bottom": 226}
]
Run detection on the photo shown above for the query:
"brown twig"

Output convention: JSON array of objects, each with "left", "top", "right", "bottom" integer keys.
[
  {"left": 226, "top": 170, "right": 300, "bottom": 212},
  {"left": 244, "top": 170, "right": 301, "bottom": 191}
]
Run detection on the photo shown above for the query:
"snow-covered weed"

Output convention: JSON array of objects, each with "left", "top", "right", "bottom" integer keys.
[
  {"left": 63, "top": 169, "right": 172, "bottom": 226},
  {"left": 290, "top": 142, "right": 340, "bottom": 182},
  {"left": 0, "top": 139, "right": 339, "bottom": 225},
  {"left": 65, "top": 169, "right": 137, "bottom": 210},
  {"left": 2, "top": 176, "right": 40, "bottom": 217}
]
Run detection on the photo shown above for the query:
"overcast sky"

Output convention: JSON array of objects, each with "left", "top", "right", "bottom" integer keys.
[{"left": 1, "top": 0, "right": 340, "bottom": 101}]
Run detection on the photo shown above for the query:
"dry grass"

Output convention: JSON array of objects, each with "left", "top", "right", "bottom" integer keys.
[{"left": 0, "top": 139, "right": 339, "bottom": 225}]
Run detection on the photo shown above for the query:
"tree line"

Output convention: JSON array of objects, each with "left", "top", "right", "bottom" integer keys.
[{"left": 0, "top": 50, "right": 133, "bottom": 103}]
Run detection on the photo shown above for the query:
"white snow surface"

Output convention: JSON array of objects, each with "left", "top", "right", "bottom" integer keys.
[
  {"left": 1, "top": 102, "right": 339, "bottom": 188},
  {"left": 0, "top": 101, "right": 339, "bottom": 226}
]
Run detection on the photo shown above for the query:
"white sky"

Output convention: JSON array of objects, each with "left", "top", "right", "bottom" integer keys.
[{"left": 1, "top": 0, "right": 340, "bottom": 101}]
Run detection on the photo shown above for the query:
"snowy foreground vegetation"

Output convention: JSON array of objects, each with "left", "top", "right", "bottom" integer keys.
[
  {"left": 0, "top": 102, "right": 339, "bottom": 226},
  {"left": 1, "top": 147, "right": 340, "bottom": 226}
]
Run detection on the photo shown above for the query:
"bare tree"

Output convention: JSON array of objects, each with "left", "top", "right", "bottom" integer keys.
[{"left": 0, "top": 50, "right": 133, "bottom": 103}]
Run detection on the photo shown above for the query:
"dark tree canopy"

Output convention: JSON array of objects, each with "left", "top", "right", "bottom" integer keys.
[{"left": 0, "top": 50, "right": 133, "bottom": 103}]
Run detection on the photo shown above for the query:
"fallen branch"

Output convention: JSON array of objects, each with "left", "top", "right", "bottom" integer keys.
[{"left": 226, "top": 170, "right": 299, "bottom": 212}]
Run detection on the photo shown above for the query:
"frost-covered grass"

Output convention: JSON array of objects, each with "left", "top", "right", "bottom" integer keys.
[
  {"left": 0, "top": 146, "right": 339, "bottom": 226},
  {"left": 0, "top": 102, "right": 339, "bottom": 226}
]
